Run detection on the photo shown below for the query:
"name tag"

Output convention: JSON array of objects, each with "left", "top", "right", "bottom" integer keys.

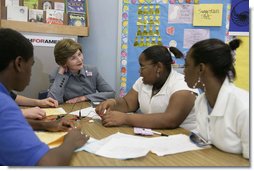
[{"left": 85, "top": 70, "right": 92, "bottom": 76}]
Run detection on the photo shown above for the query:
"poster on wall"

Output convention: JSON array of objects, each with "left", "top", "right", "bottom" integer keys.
[
  {"left": 228, "top": 0, "right": 249, "bottom": 36},
  {"left": 119, "top": 0, "right": 231, "bottom": 97}
]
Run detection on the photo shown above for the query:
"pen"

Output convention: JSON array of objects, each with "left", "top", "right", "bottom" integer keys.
[
  {"left": 151, "top": 130, "right": 169, "bottom": 136},
  {"left": 79, "top": 110, "right": 81, "bottom": 120},
  {"left": 56, "top": 114, "right": 65, "bottom": 120},
  {"left": 195, "top": 133, "right": 208, "bottom": 144}
]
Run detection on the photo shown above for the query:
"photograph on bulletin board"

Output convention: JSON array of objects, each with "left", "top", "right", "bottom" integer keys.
[{"left": 119, "top": 0, "right": 232, "bottom": 96}]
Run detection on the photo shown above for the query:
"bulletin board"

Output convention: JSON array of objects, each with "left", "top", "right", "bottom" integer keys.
[{"left": 118, "top": 0, "right": 241, "bottom": 97}]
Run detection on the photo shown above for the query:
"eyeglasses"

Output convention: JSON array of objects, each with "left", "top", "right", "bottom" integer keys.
[
  {"left": 189, "top": 132, "right": 210, "bottom": 147},
  {"left": 139, "top": 63, "right": 154, "bottom": 71}
]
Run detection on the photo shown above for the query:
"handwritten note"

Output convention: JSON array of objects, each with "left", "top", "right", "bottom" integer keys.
[{"left": 193, "top": 4, "right": 223, "bottom": 26}]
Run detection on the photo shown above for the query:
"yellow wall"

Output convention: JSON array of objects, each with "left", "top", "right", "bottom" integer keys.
[{"left": 234, "top": 36, "right": 249, "bottom": 91}]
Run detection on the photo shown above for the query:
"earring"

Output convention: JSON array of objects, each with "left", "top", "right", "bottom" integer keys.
[
  {"left": 156, "top": 71, "right": 160, "bottom": 78},
  {"left": 193, "top": 76, "right": 206, "bottom": 92}
]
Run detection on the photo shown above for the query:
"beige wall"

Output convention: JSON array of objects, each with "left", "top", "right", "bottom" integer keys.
[
  {"left": 18, "top": 46, "right": 58, "bottom": 98},
  {"left": 234, "top": 36, "right": 249, "bottom": 91}
]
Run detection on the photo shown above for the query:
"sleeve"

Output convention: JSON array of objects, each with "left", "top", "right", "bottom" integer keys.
[
  {"left": 236, "top": 109, "right": 249, "bottom": 159},
  {"left": 86, "top": 67, "right": 115, "bottom": 102},
  {"left": 171, "top": 72, "right": 199, "bottom": 95},
  {"left": 0, "top": 95, "right": 49, "bottom": 166},
  {"left": 10, "top": 91, "right": 17, "bottom": 100},
  {"left": 132, "top": 77, "right": 143, "bottom": 92},
  {"left": 47, "top": 69, "right": 70, "bottom": 104}
]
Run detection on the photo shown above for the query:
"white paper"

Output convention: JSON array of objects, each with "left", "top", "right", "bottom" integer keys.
[
  {"left": 95, "top": 137, "right": 149, "bottom": 159},
  {"left": 148, "top": 134, "right": 207, "bottom": 156},
  {"left": 168, "top": 4, "right": 193, "bottom": 24},
  {"left": 183, "top": 29, "right": 210, "bottom": 48},
  {"left": 70, "top": 107, "right": 101, "bottom": 120},
  {"left": 76, "top": 132, "right": 209, "bottom": 160},
  {"left": 42, "top": 107, "right": 66, "bottom": 116}
]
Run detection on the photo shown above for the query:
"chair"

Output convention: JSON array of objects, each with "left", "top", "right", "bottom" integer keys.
[{"left": 38, "top": 90, "right": 49, "bottom": 99}]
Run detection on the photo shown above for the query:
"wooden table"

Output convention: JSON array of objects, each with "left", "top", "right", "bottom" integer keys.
[{"left": 59, "top": 102, "right": 250, "bottom": 167}]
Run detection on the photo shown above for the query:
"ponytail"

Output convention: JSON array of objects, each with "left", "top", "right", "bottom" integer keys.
[
  {"left": 229, "top": 38, "right": 242, "bottom": 51},
  {"left": 168, "top": 47, "right": 184, "bottom": 59}
]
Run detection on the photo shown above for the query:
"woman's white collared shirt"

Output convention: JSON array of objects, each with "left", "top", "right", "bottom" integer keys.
[
  {"left": 194, "top": 77, "right": 249, "bottom": 159},
  {"left": 133, "top": 69, "right": 197, "bottom": 131}
]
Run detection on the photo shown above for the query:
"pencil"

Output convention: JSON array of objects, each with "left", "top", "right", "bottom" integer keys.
[{"left": 151, "top": 130, "right": 169, "bottom": 136}]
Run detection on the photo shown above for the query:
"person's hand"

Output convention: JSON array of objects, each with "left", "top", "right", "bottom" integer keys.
[
  {"left": 66, "top": 96, "right": 87, "bottom": 104},
  {"left": 22, "top": 107, "right": 46, "bottom": 120},
  {"left": 95, "top": 99, "right": 116, "bottom": 117},
  {"left": 47, "top": 118, "right": 75, "bottom": 132},
  {"left": 101, "top": 110, "right": 127, "bottom": 127},
  {"left": 63, "top": 127, "right": 90, "bottom": 150},
  {"left": 36, "top": 97, "right": 58, "bottom": 108},
  {"left": 58, "top": 65, "right": 68, "bottom": 75}
]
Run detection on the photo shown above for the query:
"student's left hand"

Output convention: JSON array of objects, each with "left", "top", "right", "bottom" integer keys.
[
  {"left": 66, "top": 96, "right": 87, "bottom": 104},
  {"left": 36, "top": 97, "right": 58, "bottom": 108},
  {"left": 101, "top": 110, "right": 127, "bottom": 127}
]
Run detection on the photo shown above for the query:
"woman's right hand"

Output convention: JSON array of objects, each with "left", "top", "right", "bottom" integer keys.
[
  {"left": 95, "top": 99, "right": 116, "bottom": 117},
  {"left": 63, "top": 128, "right": 90, "bottom": 150},
  {"left": 58, "top": 65, "right": 68, "bottom": 75}
]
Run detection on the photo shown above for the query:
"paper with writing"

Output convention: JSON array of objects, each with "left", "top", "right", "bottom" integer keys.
[{"left": 42, "top": 107, "right": 66, "bottom": 116}]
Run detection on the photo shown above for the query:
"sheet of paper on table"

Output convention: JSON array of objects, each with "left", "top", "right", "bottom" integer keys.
[
  {"left": 42, "top": 107, "right": 66, "bottom": 116},
  {"left": 76, "top": 132, "right": 209, "bottom": 160},
  {"left": 70, "top": 107, "right": 101, "bottom": 120},
  {"left": 35, "top": 131, "right": 67, "bottom": 148}
]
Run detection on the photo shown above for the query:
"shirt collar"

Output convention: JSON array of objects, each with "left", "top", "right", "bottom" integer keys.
[
  {"left": 0, "top": 83, "right": 11, "bottom": 96},
  {"left": 156, "top": 69, "right": 176, "bottom": 95},
  {"left": 79, "top": 67, "right": 87, "bottom": 76},
  {"left": 66, "top": 66, "right": 86, "bottom": 77},
  {"left": 210, "top": 77, "right": 232, "bottom": 117},
  {"left": 141, "top": 69, "right": 175, "bottom": 96}
]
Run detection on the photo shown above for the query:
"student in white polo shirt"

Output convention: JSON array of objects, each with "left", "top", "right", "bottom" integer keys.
[
  {"left": 96, "top": 45, "right": 197, "bottom": 131},
  {"left": 184, "top": 38, "right": 249, "bottom": 159}
]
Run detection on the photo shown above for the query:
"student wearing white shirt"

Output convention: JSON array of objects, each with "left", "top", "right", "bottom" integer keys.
[
  {"left": 184, "top": 38, "right": 249, "bottom": 159},
  {"left": 96, "top": 45, "right": 197, "bottom": 131}
]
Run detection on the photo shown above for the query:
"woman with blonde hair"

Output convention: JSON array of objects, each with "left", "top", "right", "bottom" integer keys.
[{"left": 48, "top": 39, "right": 115, "bottom": 104}]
